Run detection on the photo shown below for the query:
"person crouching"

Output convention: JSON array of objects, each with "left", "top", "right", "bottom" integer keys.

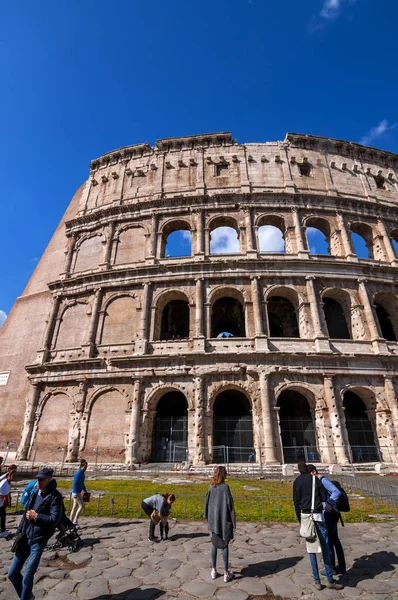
[{"left": 141, "top": 493, "right": 175, "bottom": 542}]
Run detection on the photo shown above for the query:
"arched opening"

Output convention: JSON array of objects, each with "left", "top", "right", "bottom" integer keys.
[
  {"left": 343, "top": 391, "right": 380, "bottom": 462},
  {"left": 375, "top": 302, "right": 397, "bottom": 341},
  {"left": 85, "top": 389, "right": 127, "bottom": 462},
  {"left": 151, "top": 391, "right": 188, "bottom": 462},
  {"left": 160, "top": 300, "right": 190, "bottom": 340},
  {"left": 35, "top": 394, "right": 70, "bottom": 461},
  {"left": 99, "top": 296, "right": 137, "bottom": 345},
  {"left": 305, "top": 218, "right": 331, "bottom": 255},
  {"left": 213, "top": 390, "right": 253, "bottom": 463},
  {"left": 267, "top": 296, "right": 299, "bottom": 338},
  {"left": 350, "top": 223, "right": 374, "bottom": 259},
  {"left": 258, "top": 225, "right": 285, "bottom": 253},
  {"left": 211, "top": 296, "right": 245, "bottom": 338},
  {"left": 164, "top": 230, "right": 192, "bottom": 258},
  {"left": 391, "top": 230, "right": 398, "bottom": 257},
  {"left": 277, "top": 390, "right": 319, "bottom": 463},
  {"left": 73, "top": 235, "right": 103, "bottom": 272},
  {"left": 323, "top": 297, "right": 351, "bottom": 339},
  {"left": 114, "top": 227, "right": 145, "bottom": 264},
  {"left": 210, "top": 226, "right": 240, "bottom": 255}
]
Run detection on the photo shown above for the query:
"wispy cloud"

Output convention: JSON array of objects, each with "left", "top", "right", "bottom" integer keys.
[
  {"left": 359, "top": 119, "right": 397, "bottom": 146},
  {"left": 309, "top": 0, "right": 358, "bottom": 31},
  {"left": 258, "top": 225, "right": 285, "bottom": 252},
  {"left": 320, "top": 0, "right": 341, "bottom": 19},
  {"left": 210, "top": 227, "right": 240, "bottom": 254},
  {"left": 0, "top": 310, "right": 7, "bottom": 329}
]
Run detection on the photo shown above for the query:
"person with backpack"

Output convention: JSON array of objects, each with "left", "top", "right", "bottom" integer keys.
[
  {"left": 307, "top": 465, "right": 347, "bottom": 575},
  {"left": 293, "top": 461, "right": 343, "bottom": 591}
]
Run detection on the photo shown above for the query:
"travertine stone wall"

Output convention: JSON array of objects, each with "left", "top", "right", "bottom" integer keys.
[{"left": 1, "top": 132, "right": 398, "bottom": 464}]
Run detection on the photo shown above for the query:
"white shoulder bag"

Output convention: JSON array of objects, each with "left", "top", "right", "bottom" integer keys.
[{"left": 300, "top": 475, "right": 317, "bottom": 542}]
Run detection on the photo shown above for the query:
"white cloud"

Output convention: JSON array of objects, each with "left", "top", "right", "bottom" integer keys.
[
  {"left": 180, "top": 230, "right": 192, "bottom": 244},
  {"left": 320, "top": 0, "right": 341, "bottom": 19},
  {"left": 258, "top": 226, "right": 285, "bottom": 252},
  {"left": 0, "top": 311, "right": 7, "bottom": 329},
  {"left": 309, "top": 0, "right": 358, "bottom": 31},
  {"left": 210, "top": 227, "right": 240, "bottom": 254},
  {"left": 359, "top": 119, "right": 396, "bottom": 146}
]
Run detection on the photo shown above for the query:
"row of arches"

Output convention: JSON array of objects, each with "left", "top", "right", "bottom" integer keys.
[
  {"left": 31, "top": 384, "right": 387, "bottom": 464},
  {"left": 69, "top": 214, "right": 398, "bottom": 273}
]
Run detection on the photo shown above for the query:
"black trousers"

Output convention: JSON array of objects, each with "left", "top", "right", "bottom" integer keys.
[
  {"left": 325, "top": 510, "right": 346, "bottom": 571},
  {"left": 160, "top": 521, "right": 169, "bottom": 538},
  {"left": 0, "top": 505, "right": 6, "bottom": 532},
  {"left": 141, "top": 501, "right": 156, "bottom": 539}
]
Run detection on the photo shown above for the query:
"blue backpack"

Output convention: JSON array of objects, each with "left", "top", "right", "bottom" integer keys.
[{"left": 21, "top": 480, "right": 37, "bottom": 508}]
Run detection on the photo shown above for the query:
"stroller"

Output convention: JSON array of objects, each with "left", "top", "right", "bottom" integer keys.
[{"left": 48, "top": 502, "right": 84, "bottom": 553}]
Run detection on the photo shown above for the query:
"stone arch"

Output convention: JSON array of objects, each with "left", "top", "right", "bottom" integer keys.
[
  {"left": 265, "top": 286, "right": 301, "bottom": 338},
  {"left": 208, "top": 382, "right": 252, "bottom": 412},
  {"left": 349, "top": 221, "right": 374, "bottom": 259},
  {"left": 160, "top": 218, "right": 192, "bottom": 258},
  {"left": 150, "top": 388, "right": 190, "bottom": 462},
  {"left": 208, "top": 215, "right": 240, "bottom": 255},
  {"left": 209, "top": 288, "right": 246, "bottom": 338},
  {"left": 303, "top": 216, "right": 331, "bottom": 256},
  {"left": 84, "top": 386, "right": 130, "bottom": 461},
  {"left": 373, "top": 292, "right": 398, "bottom": 342},
  {"left": 73, "top": 232, "right": 104, "bottom": 272},
  {"left": 53, "top": 300, "right": 90, "bottom": 349},
  {"left": 256, "top": 214, "right": 286, "bottom": 253},
  {"left": 391, "top": 228, "right": 398, "bottom": 257},
  {"left": 34, "top": 390, "right": 72, "bottom": 461},
  {"left": 98, "top": 293, "right": 138, "bottom": 345},
  {"left": 341, "top": 386, "right": 381, "bottom": 462},
  {"left": 321, "top": 288, "right": 352, "bottom": 339},
  {"left": 113, "top": 224, "right": 146, "bottom": 265},
  {"left": 152, "top": 289, "right": 192, "bottom": 340},
  {"left": 144, "top": 383, "right": 194, "bottom": 413}
]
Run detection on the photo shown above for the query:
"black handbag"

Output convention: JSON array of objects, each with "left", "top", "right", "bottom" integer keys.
[{"left": 11, "top": 520, "right": 27, "bottom": 553}]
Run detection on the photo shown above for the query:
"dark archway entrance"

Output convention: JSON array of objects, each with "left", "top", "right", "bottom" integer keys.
[
  {"left": 267, "top": 297, "right": 299, "bottom": 337},
  {"left": 277, "top": 390, "right": 319, "bottom": 463},
  {"left": 213, "top": 390, "right": 253, "bottom": 463},
  {"left": 211, "top": 297, "right": 245, "bottom": 337},
  {"left": 323, "top": 298, "right": 350, "bottom": 339},
  {"left": 375, "top": 302, "right": 397, "bottom": 342},
  {"left": 151, "top": 391, "right": 188, "bottom": 462},
  {"left": 343, "top": 391, "right": 380, "bottom": 462},
  {"left": 160, "top": 300, "right": 190, "bottom": 340}
]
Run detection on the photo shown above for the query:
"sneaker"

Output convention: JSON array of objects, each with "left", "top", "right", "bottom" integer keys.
[
  {"left": 224, "top": 571, "right": 234, "bottom": 583},
  {"left": 314, "top": 582, "right": 323, "bottom": 590},
  {"left": 211, "top": 568, "right": 217, "bottom": 580},
  {"left": 148, "top": 536, "right": 156, "bottom": 542},
  {"left": 327, "top": 581, "right": 343, "bottom": 590}
]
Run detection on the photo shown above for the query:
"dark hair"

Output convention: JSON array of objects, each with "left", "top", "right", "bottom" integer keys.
[
  {"left": 8, "top": 464, "right": 17, "bottom": 472},
  {"left": 307, "top": 464, "right": 317, "bottom": 474},
  {"left": 162, "top": 493, "right": 175, "bottom": 503},
  {"left": 211, "top": 466, "right": 227, "bottom": 486},
  {"left": 80, "top": 459, "right": 88, "bottom": 468},
  {"left": 297, "top": 461, "right": 308, "bottom": 474}
]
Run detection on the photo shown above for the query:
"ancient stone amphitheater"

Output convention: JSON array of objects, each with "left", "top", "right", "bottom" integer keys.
[{"left": 1, "top": 132, "right": 398, "bottom": 466}]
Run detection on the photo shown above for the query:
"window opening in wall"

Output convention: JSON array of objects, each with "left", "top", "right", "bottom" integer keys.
[
  {"left": 343, "top": 391, "right": 380, "bottom": 462},
  {"left": 210, "top": 226, "right": 240, "bottom": 254},
  {"left": 258, "top": 225, "right": 285, "bottom": 253},
  {"left": 298, "top": 162, "right": 311, "bottom": 177},
  {"left": 306, "top": 227, "right": 330, "bottom": 255},
  {"left": 323, "top": 297, "right": 350, "bottom": 339},
  {"left": 391, "top": 232, "right": 398, "bottom": 257},
  {"left": 151, "top": 392, "right": 188, "bottom": 462},
  {"left": 215, "top": 163, "right": 228, "bottom": 177},
  {"left": 160, "top": 300, "right": 190, "bottom": 340},
  {"left": 375, "top": 302, "right": 397, "bottom": 341},
  {"left": 164, "top": 230, "right": 192, "bottom": 258},
  {"left": 277, "top": 390, "right": 319, "bottom": 463},
  {"left": 374, "top": 174, "right": 386, "bottom": 190},
  {"left": 213, "top": 390, "right": 253, "bottom": 463},
  {"left": 267, "top": 296, "right": 299, "bottom": 338},
  {"left": 350, "top": 224, "right": 374, "bottom": 259},
  {"left": 211, "top": 297, "right": 245, "bottom": 338}
]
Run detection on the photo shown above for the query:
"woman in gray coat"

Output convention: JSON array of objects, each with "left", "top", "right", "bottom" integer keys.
[{"left": 204, "top": 466, "right": 236, "bottom": 582}]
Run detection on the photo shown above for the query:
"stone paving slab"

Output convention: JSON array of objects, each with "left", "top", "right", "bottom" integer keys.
[{"left": 0, "top": 515, "right": 397, "bottom": 599}]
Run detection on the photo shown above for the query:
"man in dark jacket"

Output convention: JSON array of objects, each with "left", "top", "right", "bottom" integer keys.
[
  {"left": 293, "top": 461, "right": 343, "bottom": 591},
  {"left": 8, "top": 467, "right": 62, "bottom": 600}
]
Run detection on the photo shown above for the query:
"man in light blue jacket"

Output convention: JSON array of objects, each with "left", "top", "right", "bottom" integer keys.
[
  {"left": 307, "top": 465, "right": 346, "bottom": 575},
  {"left": 70, "top": 459, "right": 88, "bottom": 526}
]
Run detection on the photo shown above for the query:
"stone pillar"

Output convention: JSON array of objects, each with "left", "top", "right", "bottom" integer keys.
[
  {"left": 259, "top": 373, "right": 278, "bottom": 463},
  {"left": 86, "top": 289, "right": 102, "bottom": 357},
  {"left": 306, "top": 276, "right": 331, "bottom": 352},
  {"left": 245, "top": 208, "right": 257, "bottom": 257},
  {"left": 384, "top": 376, "right": 398, "bottom": 459},
  {"left": 66, "top": 382, "right": 87, "bottom": 462},
  {"left": 38, "top": 296, "right": 61, "bottom": 362},
  {"left": 357, "top": 278, "right": 387, "bottom": 353},
  {"left": 194, "top": 376, "right": 206, "bottom": 464},
  {"left": 127, "top": 379, "right": 141, "bottom": 464},
  {"left": 195, "top": 210, "right": 204, "bottom": 256},
  {"left": 205, "top": 301, "right": 211, "bottom": 339},
  {"left": 137, "top": 282, "right": 151, "bottom": 353},
  {"left": 251, "top": 277, "right": 264, "bottom": 336},
  {"left": 336, "top": 212, "right": 356, "bottom": 261},
  {"left": 62, "top": 234, "right": 77, "bottom": 277},
  {"left": 195, "top": 279, "right": 204, "bottom": 337},
  {"left": 292, "top": 208, "right": 309, "bottom": 259},
  {"left": 314, "top": 406, "right": 334, "bottom": 463},
  {"left": 378, "top": 218, "right": 398, "bottom": 265},
  {"left": 148, "top": 214, "right": 158, "bottom": 260},
  {"left": 17, "top": 383, "right": 42, "bottom": 460},
  {"left": 99, "top": 222, "right": 115, "bottom": 270},
  {"left": 205, "top": 226, "right": 211, "bottom": 257},
  {"left": 323, "top": 376, "right": 350, "bottom": 464}
]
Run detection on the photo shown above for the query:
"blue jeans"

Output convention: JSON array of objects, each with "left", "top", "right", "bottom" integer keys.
[
  {"left": 8, "top": 536, "right": 46, "bottom": 600},
  {"left": 308, "top": 520, "right": 334, "bottom": 583},
  {"left": 325, "top": 510, "right": 346, "bottom": 571}
]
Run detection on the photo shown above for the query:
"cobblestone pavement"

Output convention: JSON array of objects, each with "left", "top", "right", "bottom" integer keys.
[{"left": 1, "top": 516, "right": 398, "bottom": 600}]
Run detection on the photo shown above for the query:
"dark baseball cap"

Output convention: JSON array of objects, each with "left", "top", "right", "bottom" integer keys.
[{"left": 36, "top": 467, "right": 54, "bottom": 479}]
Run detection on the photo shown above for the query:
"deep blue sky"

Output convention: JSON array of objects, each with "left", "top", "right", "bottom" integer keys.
[{"left": 1, "top": 0, "right": 398, "bottom": 322}]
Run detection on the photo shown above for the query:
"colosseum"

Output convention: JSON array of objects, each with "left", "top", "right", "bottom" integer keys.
[{"left": 1, "top": 131, "right": 398, "bottom": 467}]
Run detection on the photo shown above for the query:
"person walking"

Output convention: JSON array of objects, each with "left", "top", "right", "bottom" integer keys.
[
  {"left": 293, "top": 461, "right": 343, "bottom": 591},
  {"left": 8, "top": 467, "right": 62, "bottom": 600},
  {"left": 70, "top": 459, "right": 88, "bottom": 526},
  {"left": 141, "top": 493, "right": 175, "bottom": 541},
  {"left": 0, "top": 465, "right": 17, "bottom": 538},
  {"left": 204, "top": 466, "right": 236, "bottom": 583},
  {"left": 307, "top": 464, "right": 346, "bottom": 575}
]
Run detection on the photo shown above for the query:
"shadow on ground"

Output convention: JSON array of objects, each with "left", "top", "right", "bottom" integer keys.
[
  {"left": 240, "top": 555, "right": 303, "bottom": 578},
  {"left": 168, "top": 532, "right": 208, "bottom": 541},
  {"left": 342, "top": 551, "right": 398, "bottom": 587},
  {"left": 95, "top": 587, "right": 164, "bottom": 600}
]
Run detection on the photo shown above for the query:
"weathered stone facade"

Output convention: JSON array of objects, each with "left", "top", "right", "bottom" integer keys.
[{"left": 1, "top": 132, "right": 398, "bottom": 465}]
